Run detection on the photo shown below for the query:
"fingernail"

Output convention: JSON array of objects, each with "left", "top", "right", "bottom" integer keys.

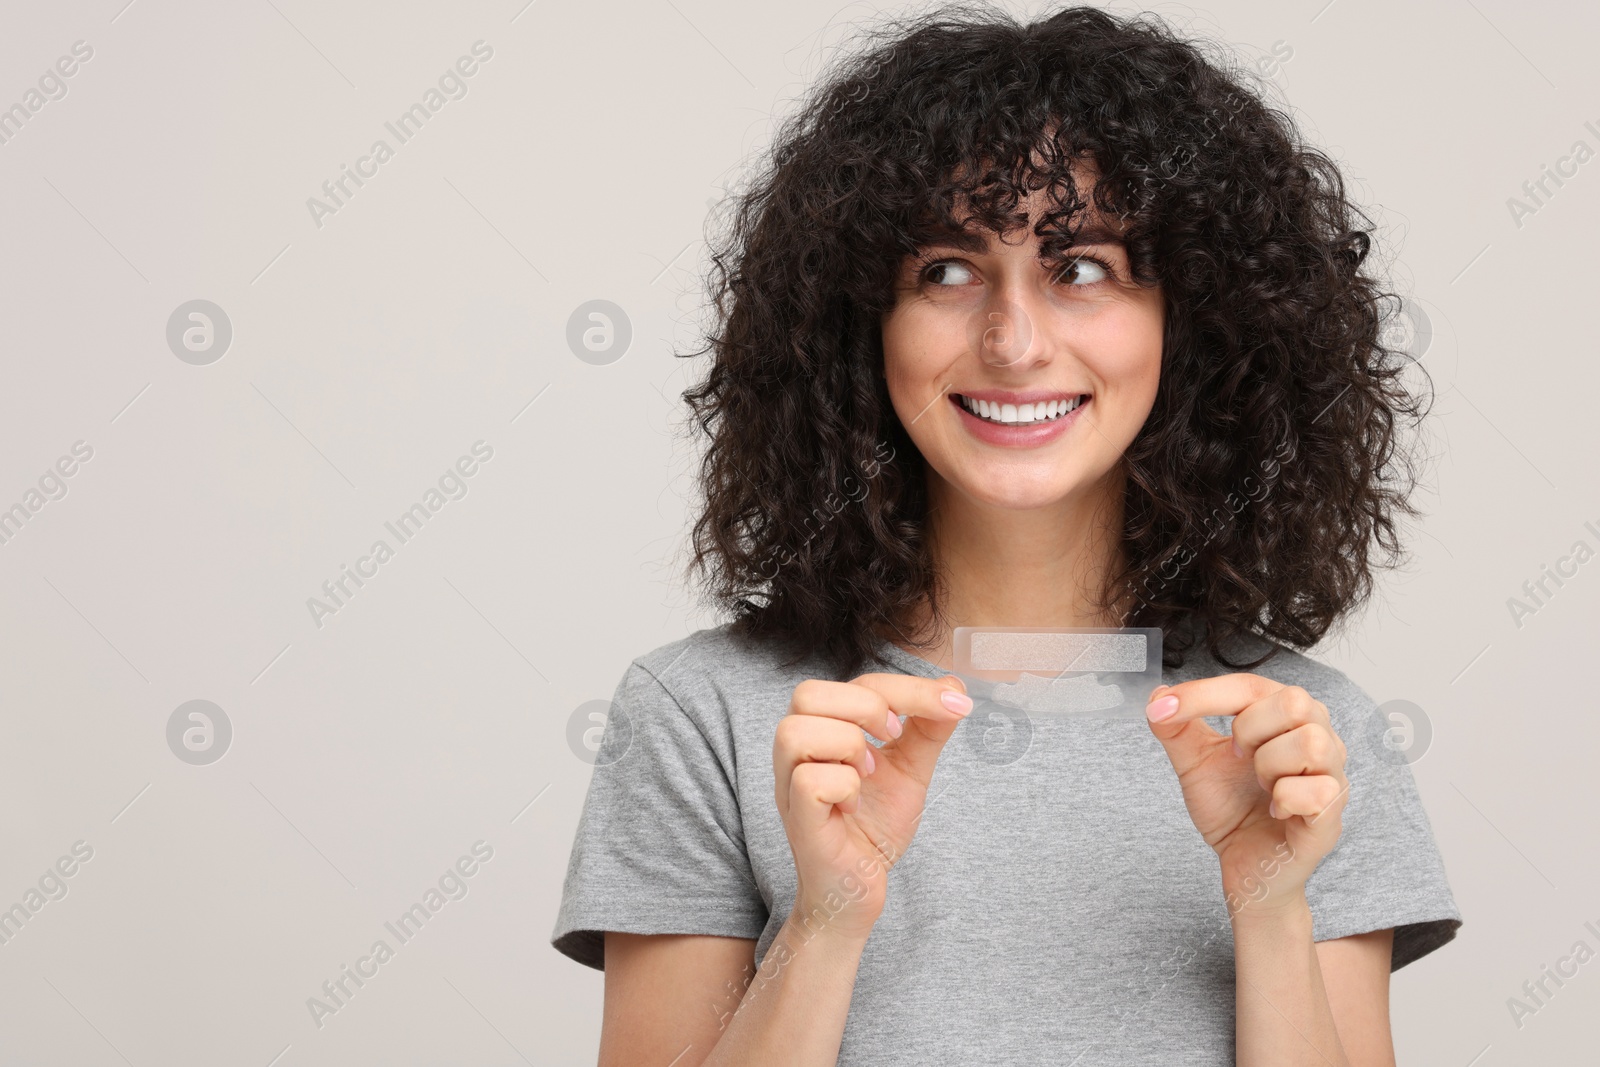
[
  {"left": 886, "top": 710, "right": 903, "bottom": 738},
  {"left": 941, "top": 690, "right": 974, "bottom": 716},
  {"left": 943, "top": 674, "right": 968, "bottom": 694},
  {"left": 1269, "top": 799, "right": 1280, "bottom": 818},
  {"left": 1231, "top": 739, "right": 1243, "bottom": 758},
  {"left": 1146, "top": 695, "right": 1179, "bottom": 722},
  {"left": 865, "top": 748, "right": 876, "bottom": 775}
]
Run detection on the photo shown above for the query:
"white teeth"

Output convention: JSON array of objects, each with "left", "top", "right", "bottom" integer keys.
[{"left": 959, "top": 394, "right": 1085, "bottom": 424}]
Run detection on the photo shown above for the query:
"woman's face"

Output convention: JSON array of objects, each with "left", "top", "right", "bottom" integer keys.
[{"left": 881, "top": 192, "right": 1165, "bottom": 513}]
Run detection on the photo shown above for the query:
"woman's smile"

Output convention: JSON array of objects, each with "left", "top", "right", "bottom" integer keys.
[{"left": 949, "top": 389, "right": 1091, "bottom": 446}]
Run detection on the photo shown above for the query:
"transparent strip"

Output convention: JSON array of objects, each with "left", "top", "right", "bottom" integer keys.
[{"left": 951, "top": 626, "right": 1165, "bottom": 719}]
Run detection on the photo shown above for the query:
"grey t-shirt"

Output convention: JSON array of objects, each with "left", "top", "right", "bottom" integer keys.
[{"left": 551, "top": 622, "right": 1461, "bottom": 1064}]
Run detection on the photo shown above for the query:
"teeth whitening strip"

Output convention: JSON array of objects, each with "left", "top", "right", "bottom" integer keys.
[{"left": 951, "top": 627, "right": 1165, "bottom": 718}]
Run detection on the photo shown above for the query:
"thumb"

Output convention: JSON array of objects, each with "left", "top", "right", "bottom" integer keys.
[{"left": 1144, "top": 683, "right": 1221, "bottom": 776}]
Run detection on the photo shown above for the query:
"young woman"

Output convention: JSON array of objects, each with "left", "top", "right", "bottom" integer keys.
[{"left": 552, "top": 6, "right": 1461, "bottom": 1064}]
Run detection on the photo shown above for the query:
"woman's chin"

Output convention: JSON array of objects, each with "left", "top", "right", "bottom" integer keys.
[{"left": 953, "top": 476, "right": 1099, "bottom": 512}]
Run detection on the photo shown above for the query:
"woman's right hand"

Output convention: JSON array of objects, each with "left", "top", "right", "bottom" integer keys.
[{"left": 774, "top": 672, "right": 973, "bottom": 942}]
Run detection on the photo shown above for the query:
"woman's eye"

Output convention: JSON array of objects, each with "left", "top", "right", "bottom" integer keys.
[
  {"left": 1056, "top": 257, "right": 1109, "bottom": 285},
  {"left": 922, "top": 260, "right": 974, "bottom": 286},
  {"left": 914, "top": 255, "right": 1113, "bottom": 288}
]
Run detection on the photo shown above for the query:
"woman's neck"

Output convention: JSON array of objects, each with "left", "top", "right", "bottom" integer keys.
[{"left": 892, "top": 470, "right": 1129, "bottom": 671}]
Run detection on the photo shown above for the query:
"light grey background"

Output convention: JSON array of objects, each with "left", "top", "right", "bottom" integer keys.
[{"left": 0, "top": 0, "right": 1593, "bottom": 1063}]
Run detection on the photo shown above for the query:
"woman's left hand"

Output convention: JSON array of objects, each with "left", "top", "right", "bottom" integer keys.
[{"left": 1144, "top": 674, "right": 1349, "bottom": 913}]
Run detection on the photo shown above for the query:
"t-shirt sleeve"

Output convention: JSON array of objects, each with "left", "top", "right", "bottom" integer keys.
[
  {"left": 550, "top": 659, "right": 768, "bottom": 971},
  {"left": 1297, "top": 666, "right": 1463, "bottom": 971}
]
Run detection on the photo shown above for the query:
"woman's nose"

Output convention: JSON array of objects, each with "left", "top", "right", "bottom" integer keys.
[{"left": 971, "top": 284, "right": 1054, "bottom": 371}]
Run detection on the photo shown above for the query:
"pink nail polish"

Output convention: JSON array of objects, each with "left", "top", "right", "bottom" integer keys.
[
  {"left": 864, "top": 748, "right": 876, "bottom": 775},
  {"left": 941, "top": 690, "right": 973, "bottom": 716},
  {"left": 1231, "top": 739, "right": 1243, "bottom": 758},
  {"left": 1146, "top": 695, "right": 1179, "bottom": 722},
  {"left": 886, "top": 711, "right": 903, "bottom": 738}
]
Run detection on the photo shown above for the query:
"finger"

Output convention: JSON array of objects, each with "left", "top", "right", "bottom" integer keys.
[
  {"left": 792, "top": 673, "right": 969, "bottom": 743},
  {"left": 773, "top": 715, "right": 878, "bottom": 815},
  {"left": 789, "top": 678, "right": 900, "bottom": 743},
  {"left": 1251, "top": 723, "right": 1347, "bottom": 794},
  {"left": 851, "top": 673, "right": 973, "bottom": 782},
  {"left": 1143, "top": 679, "right": 1228, "bottom": 776},
  {"left": 787, "top": 761, "right": 861, "bottom": 834},
  {"left": 849, "top": 672, "right": 973, "bottom": 726},
  {"left": 1145, "top": 673, "right": 1286, "bottom": 727},
  {"left": 1144, "top": 711, "right": 1222, "bottom": 777},
  {"left": 1230, "top": 685, "right": 1335, "bottom": 760},
  {"left": 1270, "top": 773, "right": 1348, "bottom": 826}
]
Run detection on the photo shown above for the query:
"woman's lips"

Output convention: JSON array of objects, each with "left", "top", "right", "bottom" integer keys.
[{"left": 949, "top": 392, "right": 1089, "bottom": 447}]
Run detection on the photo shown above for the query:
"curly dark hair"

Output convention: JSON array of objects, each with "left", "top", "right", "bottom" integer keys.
[{"left": 679, "top": 3, "right": 1431, "bottom": 678}]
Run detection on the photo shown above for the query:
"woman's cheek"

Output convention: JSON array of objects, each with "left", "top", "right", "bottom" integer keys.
[
  {"left": 1088, "top": 315, "right": 1162, "bottom": 430},
  {"left": 885, "top": 371, "right": 932, "bottom": 444}
]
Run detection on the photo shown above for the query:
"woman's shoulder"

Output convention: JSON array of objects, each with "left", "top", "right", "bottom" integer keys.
[
  {"left": 630, "top": 622, "right": 804, "bottom": 682},
  {"left": 601, "top": 624, "right": 834, "bottom": 767},
  {"left": 620, "top": 622, "right": 826, "bottom": 717}
]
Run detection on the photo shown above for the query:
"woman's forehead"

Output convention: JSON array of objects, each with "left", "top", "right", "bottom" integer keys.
[{"left": 907, "top": 197, "right": 1130, "bottom": 251}]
